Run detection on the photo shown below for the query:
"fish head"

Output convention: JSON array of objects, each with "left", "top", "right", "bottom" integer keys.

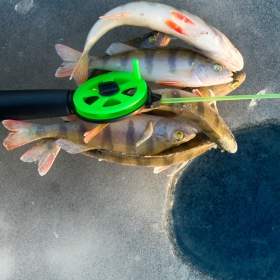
[
  {"left": 126, "top": 31, "right": 172, "bottom": 48},
  {"left": 196, "top": 27, "right": 244, "bottom": 72},
  {"left": 154, "top": 118, "right": 197, "bottom": 146},
  {"left": 151, "top": 32, "right": 172, "bottom": 47},
  {"left": 192, "top": 58, "right": 234, "bottom": 86}
]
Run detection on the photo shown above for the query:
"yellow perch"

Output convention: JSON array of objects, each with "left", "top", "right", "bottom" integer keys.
[
  {"left": 2, "top": 115, "right": 197, "bottom": 175},
  {"left": 70, "top": 1, "right": 243, "bottom": 84}
]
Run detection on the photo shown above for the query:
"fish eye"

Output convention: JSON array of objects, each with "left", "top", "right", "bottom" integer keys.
[
  {"left": 148, "top": 35, "right": 157, "bottom": 43},
  {"left": 231, "top": 80, "right": 239, "bottom": 89},
  {"left": 213, "top": 64, "right": 223, "bottom": 72},
  {"left": 173, "top": 130, "right": 184, "bottom": 141}
]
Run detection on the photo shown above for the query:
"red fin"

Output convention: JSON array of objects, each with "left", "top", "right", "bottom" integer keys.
[
  {"left": 2, "top": 120, "right": 38, "bottom": 150},
  {"left": 56, "top": 69, "right": 73, "bottom": 78},
  {"left": 99, "top": 13, "right": 131, "bottom": 19},
  {"left": 2, "top": 120, "right": 34, "bottom": 131},
  {"left": 165, "top": 20, "right": 189, "bottom": 37},
  {"left": 55, "top": 44, "right": 82, "bottom": 78},
  {"left": 153, "top": 165, "right": 172, "bottom": 174},
  {"left": 20, "top": 139, "right": 61, "bottom": 176},
  {"left": 156, "top": 81, "right": 186, "bottom": 87},
  {"left": 70, "top": 51, "right": 89, "bottom": 86},
  {"left": 84, "top": 123, "right": 109, "bottom": 144},
  {"left": 61, "top": 115, "right": 79, "bottom": 122},
  {"left": 55, "top": 44, "right": 81, "bottom": 62},
  {"left": 171, "top": 11, "right": 195, "bottom": 25},
  {"left": 192, "top": 89, "right": 203, "bottom": 97}
]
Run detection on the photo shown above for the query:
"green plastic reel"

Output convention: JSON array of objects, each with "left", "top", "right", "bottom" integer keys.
[{"left": 73, "top": 59, "right": 148, "bottom": 123}]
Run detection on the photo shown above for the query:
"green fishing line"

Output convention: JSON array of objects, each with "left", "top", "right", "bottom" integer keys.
[{"left": 161, "top": 94, "right": 280, "bottom": 104}]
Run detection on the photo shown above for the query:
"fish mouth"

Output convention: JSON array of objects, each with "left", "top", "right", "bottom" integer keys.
[
  {"left": 219, "top": 71, "right": 234, "bottom": 85},
  {"left": 191, "top": 68, "right": 233, "bottom": 87}
]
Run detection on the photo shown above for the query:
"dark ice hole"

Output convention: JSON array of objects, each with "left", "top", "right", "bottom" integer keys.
[{"left": 167, "top": 125, "right": 280, "bottom": 280}]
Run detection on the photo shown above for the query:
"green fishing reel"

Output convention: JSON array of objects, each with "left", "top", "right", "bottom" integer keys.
[{"left": 73, "top": 59, "right": 149, "bottom": 123}]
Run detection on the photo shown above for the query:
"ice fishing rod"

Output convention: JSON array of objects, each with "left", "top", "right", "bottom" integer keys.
[
  {"left": 161, "top": 94, "right": 280, "bottom": 104},
  {"left": 0, "top": 58, "right": 279, "bottom": 122},
  {"left": 0, "top": 59, "right": 160, "bottom": 123}
]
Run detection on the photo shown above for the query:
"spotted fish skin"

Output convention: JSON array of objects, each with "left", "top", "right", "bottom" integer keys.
[{"left": 70, "top": 1, "right": 243, "bottom": 84}]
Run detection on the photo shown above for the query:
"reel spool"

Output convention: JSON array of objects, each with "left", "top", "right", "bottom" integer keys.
[{"left": 73, "top": 59, "right": 148, "bottom": 123}]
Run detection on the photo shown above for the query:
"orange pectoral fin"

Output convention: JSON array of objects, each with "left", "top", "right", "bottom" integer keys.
[
  {"left": 100, "top": 13, "right": 131, "bottom": 19},
  {"left": 61, "top": 115, "right": 79, "bottom": 122},
  {"left": 170, "top": 11, "right": 195, "bottom": 25},
  {"left": 165, "top": 20, "right": 189, "bottom": 37},
  {"left": 83, "top": 123, "right": 109, "bottom": 144},
  {"left": 192, "top": 89, "right": 203, "bottom": 97},
  {"left": 156, "top": 81, "right": 186, "bottom": 87}
]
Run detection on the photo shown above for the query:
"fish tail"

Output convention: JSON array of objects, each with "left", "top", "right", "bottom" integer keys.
[
  {"left": 20, "top": 139, "right": 61, "bottom": 176},
  {"left": 2, "top": 120, "right": 41, "bottom": 150},
  {"left": 69, "top": 50, "right": 89, "bottom": 86},
  {"left": 55, "top": 44, "right": 83, "bottom": 78}
]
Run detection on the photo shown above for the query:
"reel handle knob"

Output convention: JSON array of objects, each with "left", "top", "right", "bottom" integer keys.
[{"left": 98, "top": 81, "right": 120, "bottom": 96}]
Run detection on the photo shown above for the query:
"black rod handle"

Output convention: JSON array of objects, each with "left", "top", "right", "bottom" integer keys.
[{"left": 0, "top": 90, "right": 75, "bottom": 120}]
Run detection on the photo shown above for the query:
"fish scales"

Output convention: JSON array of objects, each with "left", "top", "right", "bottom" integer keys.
[
  {"left": 89, "top": 48, "right": 233, "bottom": 87},
  {"left": 87, "top": 30, "right": 172, "bottom": 80},
  {"left": 183, "top": 72, "right": 246, "bottom": 100},
  {"left": 82, "top": 133, "right": 216, "bottom": 167},
  {"left": 168, "top": 49, "right": 180, "bottom": 73},
  {"left": 149, "top": 88, "right": 237, "bottom": 153},
  {"left": 144, "top": 50, "right": 155, "bottom": 75},
  {"left": 125, "top": 120, "right": 136, "bottom": 153},
  {"left": 3, "top": 115, "right": 197, "bottom": 156},
  {"left": 120, "top": 51, "right": 130, "bottom": 70},
  {"left": 145, "top": 134, "right": 154, "bottom": 155},
  {"left": 160, "top": 103, "right": 235, "bottom": 153},
  {"left": 102, "top": 123, "right": 114, "bottom": 151},
  {"left": 70, "top": 1, "right": 243, "bottom": 84},
  {"left": 93, "top": 48, "right": 193, "bottom": 72}
]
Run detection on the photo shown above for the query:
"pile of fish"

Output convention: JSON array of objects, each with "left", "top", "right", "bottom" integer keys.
[{"left": 2, "top": 2, "right": 246, "bottom": 176}]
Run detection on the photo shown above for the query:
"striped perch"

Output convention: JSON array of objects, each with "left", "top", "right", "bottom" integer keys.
[
  {"left": 57, "top": 30, "right": 173, "bottom": 82},
  {"left": 2, "top": 88, "right": 237, "bottom": 175},
  {"left": 150, "top": 88, "right": 237, "bottom": 153},
  {"left": 55, "top": 44, "right": 233, "bottom": 87},
  {"left": 2, "top": 115, "right": 197, "bottom": 175},
  {"left": 83, "top": 133, "right": 216, "bottom": 171},
  {"left": 69, "top": 1, "right": 243, "bottom": 85}
]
